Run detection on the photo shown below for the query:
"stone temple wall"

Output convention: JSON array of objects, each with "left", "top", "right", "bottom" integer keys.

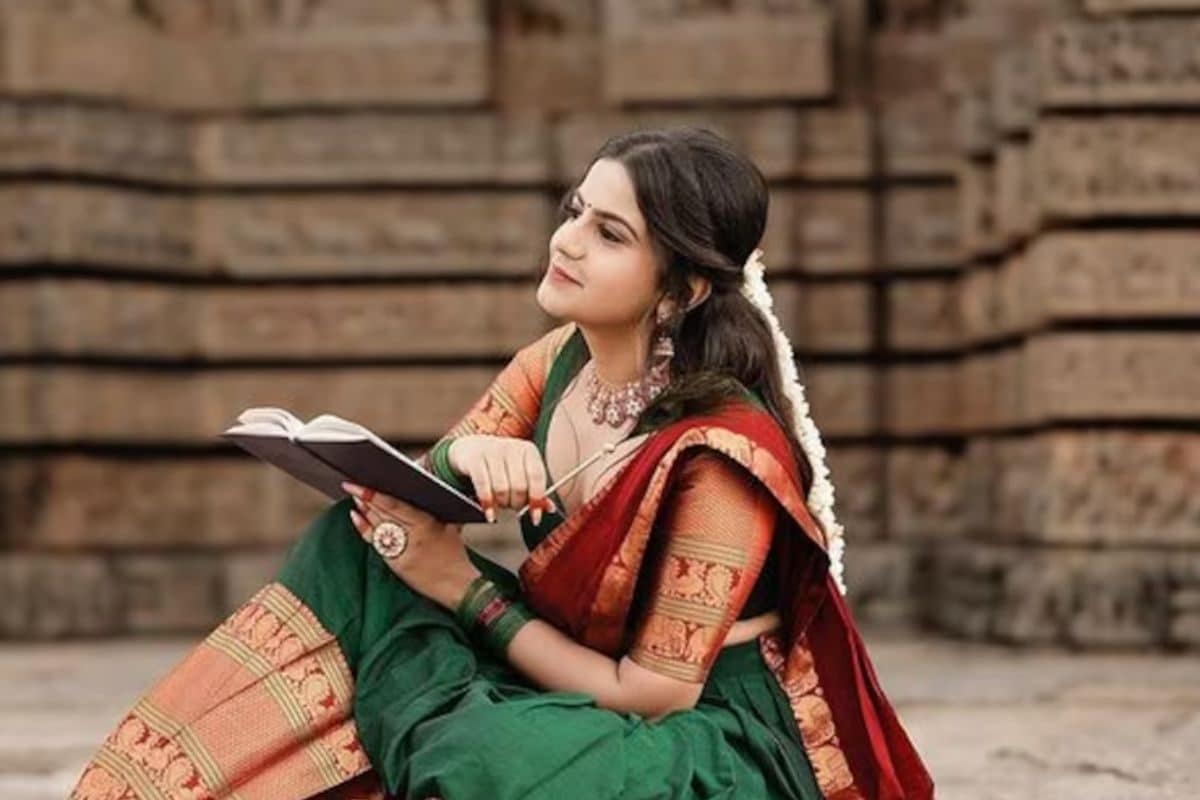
[{"left": 0, "top": 0, "right": 1195, "bottom": 647}]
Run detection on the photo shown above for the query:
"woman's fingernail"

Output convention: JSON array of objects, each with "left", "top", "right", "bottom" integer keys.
[
  {"left": 532, "top": 508, "right": 542, "bottom": 525},
  {"left": 342, "top": 482, "right": 358, "bottom": 496},
  {"left": 485, "top": 507, "right": 496, "bottom": 524}
]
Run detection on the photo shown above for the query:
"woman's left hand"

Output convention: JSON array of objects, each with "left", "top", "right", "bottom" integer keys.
[{"left": 341, "top": 481, "right": 481, "bottom": 611}]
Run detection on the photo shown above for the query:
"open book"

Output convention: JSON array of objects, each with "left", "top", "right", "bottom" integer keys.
[{"left": 220, "top": 407, "right": 486, "bottom": 524}]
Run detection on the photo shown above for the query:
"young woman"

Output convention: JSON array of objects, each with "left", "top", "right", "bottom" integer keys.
[{"left": 71, "top": 128, "right": 934, "bottom": 800}]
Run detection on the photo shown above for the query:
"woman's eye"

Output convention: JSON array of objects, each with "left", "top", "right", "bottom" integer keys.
[{"left": 600, "top": 227, "right": 621, "bottom": 243}]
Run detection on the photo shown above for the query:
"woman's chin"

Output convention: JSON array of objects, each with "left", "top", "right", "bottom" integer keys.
[{"left": 535, "top": 282, "right": 576, "bottom": 318}]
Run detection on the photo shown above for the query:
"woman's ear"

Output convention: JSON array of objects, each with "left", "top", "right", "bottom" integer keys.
[{"left": 685, "top": 276, "right": 712, "bottom": 312}]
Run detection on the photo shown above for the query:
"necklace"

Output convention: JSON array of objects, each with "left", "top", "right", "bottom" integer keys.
[{"left": 583, "top": 358, "right": 670, "bottom": 427}]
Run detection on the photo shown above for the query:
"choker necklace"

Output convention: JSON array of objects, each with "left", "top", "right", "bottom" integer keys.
[{"left": 584, "top": 358, "right": 670, "bottom": 427}]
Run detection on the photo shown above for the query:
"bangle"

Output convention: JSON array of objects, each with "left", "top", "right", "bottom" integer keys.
[{"left": 454, "top": 576, "right": 535, "bottom": 655}]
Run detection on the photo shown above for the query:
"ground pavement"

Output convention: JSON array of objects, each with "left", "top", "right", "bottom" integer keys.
[{"left": 2, "top": 626, "right": 1196, "bottom": 799}]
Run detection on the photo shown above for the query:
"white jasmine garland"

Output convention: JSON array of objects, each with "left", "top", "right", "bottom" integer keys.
[{"left": 740, "top": 248, "right": 848, "bottom": 595}]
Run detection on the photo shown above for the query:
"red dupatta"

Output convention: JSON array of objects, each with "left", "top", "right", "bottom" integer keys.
[{"left": 518, "top": 399, "right": 935, "bottom": 800}]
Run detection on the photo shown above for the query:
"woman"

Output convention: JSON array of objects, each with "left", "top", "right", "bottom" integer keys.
[{"left": 71, "top": 128, "right": 934, "bottom": 800}]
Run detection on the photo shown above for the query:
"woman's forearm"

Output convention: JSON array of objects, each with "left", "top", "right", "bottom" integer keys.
[{"left": 502, "top": 617, "right": 693, "bottom": 719}]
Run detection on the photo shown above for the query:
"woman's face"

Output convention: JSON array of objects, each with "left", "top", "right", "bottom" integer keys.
[{"left": 536, "top": 158, "right": 662, "bottom": 331}]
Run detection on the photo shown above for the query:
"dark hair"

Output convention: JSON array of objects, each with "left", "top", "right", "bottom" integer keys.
[{"left": 559, "top": 126, "right": 816, "bottom": 498}]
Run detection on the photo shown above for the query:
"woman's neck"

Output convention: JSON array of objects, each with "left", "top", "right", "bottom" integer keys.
[{"left": 577, "top": 323, "right": 649, "bottom": 385}]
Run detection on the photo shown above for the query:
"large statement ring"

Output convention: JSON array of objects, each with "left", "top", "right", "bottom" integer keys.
[{"left": 371, "top": 520, "right": 409, "bottom": 559}]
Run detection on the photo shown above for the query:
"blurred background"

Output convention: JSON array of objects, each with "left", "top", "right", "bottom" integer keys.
[{"left": 0, "top": 0, "right": 1197, "bottom": 797}]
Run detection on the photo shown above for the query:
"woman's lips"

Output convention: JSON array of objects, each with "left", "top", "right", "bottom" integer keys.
[{"left": 549, "top": 262, "right": 582, "bottom": 286}]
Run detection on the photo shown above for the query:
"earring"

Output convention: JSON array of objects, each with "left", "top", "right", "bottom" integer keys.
[{"left": 652, "top": 306, "right": 675, "bottom": 361}]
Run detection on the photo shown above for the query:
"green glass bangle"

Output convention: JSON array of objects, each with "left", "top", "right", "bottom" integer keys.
[
  {"left": 429, "top": 438, "right": 474, "bottom": 495},
  {"left": 483, "top": 601, "right": 536, "bottom": 654},
  {"left": 454, "top": 576, "right": 495, "bottom": 631}
]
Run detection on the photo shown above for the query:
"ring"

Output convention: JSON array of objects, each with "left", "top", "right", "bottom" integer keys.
[{"left": 371, "top": 520, "right": 409, "bottom": 559}]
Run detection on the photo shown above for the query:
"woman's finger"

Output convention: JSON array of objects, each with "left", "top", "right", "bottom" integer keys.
[
  {"left": 521, "top": 446, "right": 550, "bottom": 524},
  {"left": 467, "top": 460, "right": 496, "bottom": 523},
  {"left": 504, "top": 449, "right": 529, "bottom": 511},
  {"left": 484, "top": 451, "right": 511, "bottom": 509}
]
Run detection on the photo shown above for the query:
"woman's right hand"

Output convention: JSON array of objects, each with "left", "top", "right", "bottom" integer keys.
[{"left": 447, "top": 435, "right": 556, "bottom": 524}]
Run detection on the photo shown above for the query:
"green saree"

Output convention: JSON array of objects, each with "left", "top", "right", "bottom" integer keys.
[{"left": 278, "top": 325, "right": 823, "bottom": 798}]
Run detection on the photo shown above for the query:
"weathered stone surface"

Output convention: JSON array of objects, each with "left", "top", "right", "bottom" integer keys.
[
  {"left": 221, "top": 548, "right": 290, "bottom": 616},
  {"left": 805, "top": 364, "right": 877, "bottom": 437},
  {"left": 957, "top": 161, "right": 1001, "bottom": 258},
  {"left": 769, "top": 189, "right": 874, "bottom": 274},
  {"left": 994, "top": 142, "right": 1036, "bottom": 244},
  {"left": 603, "top": 3, "right": 832, "bottom": 103},
  {"left": 882, "top": 186, "right": 961, "bottom": 269},
  {"left": 0, "top": 185, "right": 196, "bottom": 272},
  {"left": 200, "top": 192, "right": 553, "bottom": 277},
  {"left": 842, "top": 541, "right": 918, "bottom": 627},
  {"left": 884, "top": 362, "right": 961, "bottom": 435},
  {"left": 960, "top": 348, "right": 1023, "bottom": 432},
  {"left": 879, "top": 95, "right": 959, "bottom": 178},
  {"left": 1034, "top": 117, "right": 1200, "bottom": 218},
  {"left": 199, "top": 112, "right": 551, "bottom": 186},
  {"left": 113, "top": 554, "right": 224, "bottom": 633},
  {"left": 555, "top": 108, "right": 870, "bottom": 182},
  {"left": 3, "top": 455, "right": 336, "bottom": 550},
  {"left": 790, "top": 280, "right": 874, "bottom": 353},
  {"left": 1025, "top": 232, "right": 1200, "bottom": 323},
  {"left": 0, "top": 555, "right": 120, "bottom": 638},
  {"left": 887, "top": 445, "right": 968, "bottom": 540},
  {"left": 496, "top": 1, "right": 600, "bottom": 112},
  {"left": 888, "top": 276, "right": 961, "bottom": 351},
  {"left": 991, "top": 48, "right": 1036, "bottom": 136},
  {"left": 826, "top": 445, "right": 885, "bottom": 542},
  {"left": 1085, "top": 0, "right": 1200, "bottom": 9},
  {"left": 1026, "top": 333, "right": 1200, "bottom": 422},
  {"left": 930, "top": 542, "right": 1198, "bottom": 648},
  {"left": 3, "top": 364, "right": 505, "bottom": 443},
  {"left": 0, "top": 102, "right": 194, "bottom": 183},
  {"left": 198, "top": 284, "right": 549, "bottom": 359},
  {"left": 1039, "top": 18, "right": 1200, "bottom": 108}
]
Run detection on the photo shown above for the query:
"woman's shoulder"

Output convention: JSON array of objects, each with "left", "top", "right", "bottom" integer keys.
[{"left": 515, "top": 321, "right": 579, "bottom": 376}]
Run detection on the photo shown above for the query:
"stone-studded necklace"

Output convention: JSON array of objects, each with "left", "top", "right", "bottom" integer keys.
[{"left": 583, "top": 358, "right": 670, "bottom": 428}]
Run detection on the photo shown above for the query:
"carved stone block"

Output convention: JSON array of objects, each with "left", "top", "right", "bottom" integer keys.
[
  {"left": 0, "top": 102, "right": 194, "bottom": 183},
  {"left": 1025, "top": 332, "right": 1200, "bottom": 422},
  {"left": 199, "top": 113, "right": 552, "bottom": 186},
  {"left": 842, "top": 541, "right": 918, "bottom": 628},
  {"left": 826, "top": 445, "right": 886, "bottom": 542},
  {"left": 960, "top": 348, "right": 1023, "bottom": 432},
  {"left": 11, "top": 364, "right": 505, "bottom": 443},
  {"left": 957, "top": 161, "right": 1001, "bottom": 259},
  {"left": 769, "top": 189, "right": 874, "bottom": 274},
  {"left": 931, "top": 543, "right": 1181, "bottom": 647},
  {"left": 249, "top": 28, "right": 490, "bottom": 108},
  {"left": 199, "top": 284, "right": 550, "bottom": 360},
  {"left": 1035, "top": 117, "right": 1200, "bottom": 219},
  {"left": 884, "top": 361, "right": 961, "bottom": 435},
  {"left": 1025, "top": 232, "right": 1200, "bottom": 324},
  {"left": 1039, "top": 18, "right": 1200, "bottom": 108},
  {"left": 887, "top": 276, "right": 961, "bottom": 351},
  {"left": 603, "top": 3, "right": 832, "bottom": 103},
  {"left": 886, "top": 445, "right": 968, "bottom": 540},
  {"left": 805, "top": 364, "right": 877, "bottom": 437},
  {"left": 200, "top": 193, "right": 553, "bottom": 277},
  {"left": 991, "top": 47, "right": 1036, "bottom": 136},
  {"left": 0, "top": 554, "right": 120, "bottom": 637},
  {"left": 995, "top": 142, "right": 1036, "bottom": 244},
  {"left": 882, "top": 186, "right": 962, "bottom": 269},
  {"left": 792, "top": 280, "right": 873, "bottom": 353},
  {"left": 555, "top": 108, "right": 870, "bottom": 183},
  {"left": 114, "top": 554, "right": 224, "bottom": 632},
  {"left": 878, "top": 95, "right": 958, "bottom": 178}
]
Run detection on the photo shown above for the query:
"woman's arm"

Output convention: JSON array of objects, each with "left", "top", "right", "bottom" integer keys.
[{"left": 483, "top": 450, "right": 777, "bottom": 721}]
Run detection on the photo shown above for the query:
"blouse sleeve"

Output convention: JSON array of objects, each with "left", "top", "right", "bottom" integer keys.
[
  {"left": 418, "top": 323, "right": 575, "bottom": 493},
  {"left": 626, "top": 450, "right": 777, "bottom": 684}
]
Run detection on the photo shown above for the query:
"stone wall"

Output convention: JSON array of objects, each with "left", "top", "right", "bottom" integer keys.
[{"left": 0, "top": 0, "right": 1195, "bottom": 646}]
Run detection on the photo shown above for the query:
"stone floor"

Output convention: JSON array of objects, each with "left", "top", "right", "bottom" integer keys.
[{"left": 3, "top": 626, "right": 1197, "bottom": 800}]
